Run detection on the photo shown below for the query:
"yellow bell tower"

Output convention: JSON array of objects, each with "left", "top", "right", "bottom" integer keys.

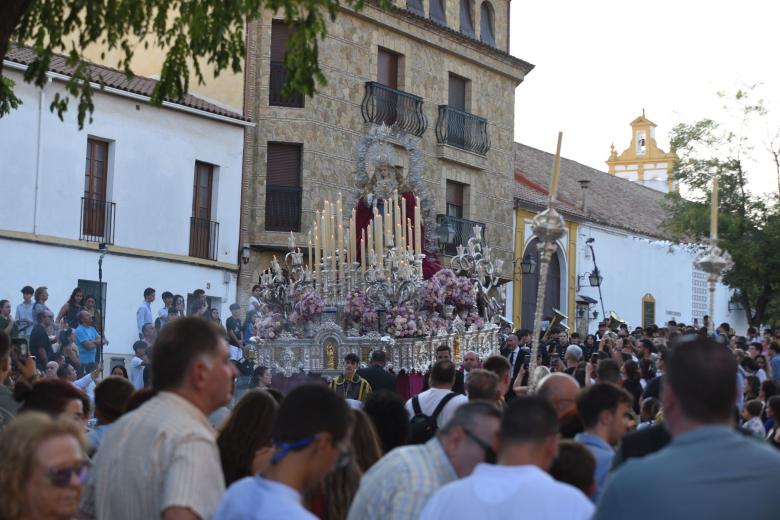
[{"left": 606, "top": 111, "right": 678, "bottom": 193}]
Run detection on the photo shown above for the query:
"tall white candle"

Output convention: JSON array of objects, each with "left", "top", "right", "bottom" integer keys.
[
  {"left": 414, "top": 201, "right": 422, "bottom": 256},
  {"left": 360, "top": 230, "right": 366, "bottom": 274},
  {"left": 401, "top": 197, "right": 407, "bottom": 247}
]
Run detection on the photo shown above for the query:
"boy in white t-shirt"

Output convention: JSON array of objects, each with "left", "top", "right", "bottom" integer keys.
[{"left": 130, "top": 340, "right": 149, "bottom": 390}]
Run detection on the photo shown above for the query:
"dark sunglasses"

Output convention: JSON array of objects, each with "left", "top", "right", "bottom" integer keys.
[
  {"left": 45, "top": 461, "right": 90, "bottom": 487},
  {"left": 462, "top": 428, "right": 497, "bottom": 464}
]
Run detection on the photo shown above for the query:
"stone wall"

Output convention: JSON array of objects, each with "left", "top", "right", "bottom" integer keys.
[{"left": 238, "top": 3, "right": 531, "bottom": 300}]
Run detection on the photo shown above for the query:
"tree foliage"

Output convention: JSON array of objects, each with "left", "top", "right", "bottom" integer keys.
[
  {"left": 664, "top": 88, "right": 780, "bottom": 326},
  {"left": 0, "top": 0, "right": 385, "bottom": 127}
]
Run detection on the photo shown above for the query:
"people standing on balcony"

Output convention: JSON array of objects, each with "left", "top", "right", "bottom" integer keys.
[
  {"left": 136, "top": 287, "right": 155, "bottom": 335},
  {"left": 14, "top": 286, "right": 35, "bottom": 338},
  {"left": 56, "top": 288, "right": 84, "bottom": 329}
]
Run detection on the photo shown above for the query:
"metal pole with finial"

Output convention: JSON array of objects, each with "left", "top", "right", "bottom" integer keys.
[
  {"left": 694, "top": 172, "right": 732, "bottom": 336},
  {"left": 528, "top": 133, "right": 568, "bottom": 392}
]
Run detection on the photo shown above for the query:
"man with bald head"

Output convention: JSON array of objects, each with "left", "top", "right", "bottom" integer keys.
[
  {"left": 537, "top": 373, "right": 583, "bottom": 438},
  {"left": 75, "top": 310, "right": 102, "bottom": 374},
  {"left": 461, "top": 351, "right": 479, "bottom": 382}
]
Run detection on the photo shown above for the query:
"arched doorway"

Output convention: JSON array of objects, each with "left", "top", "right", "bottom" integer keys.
[{"left": 520, "top": 238, "right": 562, "bottom": 331}]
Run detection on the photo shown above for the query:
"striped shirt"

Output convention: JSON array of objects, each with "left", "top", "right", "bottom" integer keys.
[
  {"left": 79, "top": 391, "right": 225, "bottom": 519},
  {"left": 347, "top": 437, "right": 457, "bottom": 520}
]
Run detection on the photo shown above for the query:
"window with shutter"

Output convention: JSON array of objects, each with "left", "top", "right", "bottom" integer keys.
[
  {"left": 480, "top": 2, "right": 496, "bottom": 46},
  {"left": 270, "top": 21, "right": 304, "bottom": 107},
  {"left": 82, "top": 139, "right": 109, "bottom": 238},
  {"left": 448, "top": 74, "right": 467, "bottom": 111},
  {"left": 190, "top": 162, "right": 217, "bottom": 259},
  {"left": 377, "top": 48, "right": 399, "bottom": 89},
  {"left": 266, "top": 143, "right": 303, "bottom": 231},
  {"left": 446, "top": 181, "right": 464, "bottom": 218}
]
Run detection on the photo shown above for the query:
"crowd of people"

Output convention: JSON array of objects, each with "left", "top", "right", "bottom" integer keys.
[{"left": 2, "top": 281, "right": 780, "bottom": 519}]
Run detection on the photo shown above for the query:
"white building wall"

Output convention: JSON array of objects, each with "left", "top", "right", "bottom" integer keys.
[
  {"left": 0, "top": 239, "right": 237, "bottom": 357},
  {"left": 0, "top": 69, "right": 246, "bottom": 358},
  {"left": 576, "top": 224, "right": 747, "bottom": 334},
  {"left": 0, "top": 69, "right": 244, "bottom": 262}
]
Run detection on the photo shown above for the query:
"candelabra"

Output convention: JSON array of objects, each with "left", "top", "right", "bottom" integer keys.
[
  {"left": 450, "top": 225, "right": 506, "bottom": 324},
  {"left": 528, "top": 206, "right": 567, "bottom": 391},
  {"left": 693, "top": 239, "right": 733, "bottom": 335},
  {"left": 364, "top": 246, "right": 425, "bottom": 311}
]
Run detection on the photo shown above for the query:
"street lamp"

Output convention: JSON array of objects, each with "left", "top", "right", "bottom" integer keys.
[
  {"left": 97, "top": 242, "right": 108, "bottom": 366},
  {"left": 585, "top": 238, "right": 606, "bottom": 318},
  {"left": 516, "top": 253, "right": 537, "bottom": 275},
  {"left": 588, "top": 267, "right": 603, "bottom": 287},
  {"left": 241, "top": 243, "right": 251, "bottom": 264}
]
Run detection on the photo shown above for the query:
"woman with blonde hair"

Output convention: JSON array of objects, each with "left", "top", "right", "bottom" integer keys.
[{"left": 0, "top": 413, "right": 89, "bottom": 520}]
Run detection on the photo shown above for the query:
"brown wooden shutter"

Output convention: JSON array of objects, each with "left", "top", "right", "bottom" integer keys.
[
  {"left": 84, "top": 139, "right": 108, "bottom": 200},
  {"left": 377, "top": 48, "right": 398, "bottom": 89},
  {"left": 446, "top": 181, "right": 464, "bottom": 207},
  {"left": 192, "top": 162, "right": 214, "bottom": 219},
  {"left": 448, "top": 74, "right": 466, "bottom": 111},
  {"left": 266, "top": 143, "right": 301, "bottom": 187},
  {"left": 271, "top": 21, "right": 291, "bottom": 62}
]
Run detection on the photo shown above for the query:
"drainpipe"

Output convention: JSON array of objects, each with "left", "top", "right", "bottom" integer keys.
[{"left": 33, "top": 78, "right": 51, "bottom": 234}]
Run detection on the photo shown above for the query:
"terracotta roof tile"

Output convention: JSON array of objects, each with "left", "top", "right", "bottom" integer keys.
[
  {"left": 5, "top": 46, "right": 249, "bottom": 122},
  {"left": 513, "top": 142, "right": 670, "bottom": 239}
]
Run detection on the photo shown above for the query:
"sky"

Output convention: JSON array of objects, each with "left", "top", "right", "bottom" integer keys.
[{"left": 509, "top": 0, "right": 779, "bottom": 197}]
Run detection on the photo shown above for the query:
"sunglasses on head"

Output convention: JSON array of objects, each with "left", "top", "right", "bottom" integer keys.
[
  {"left": 45, "top": 461, "right": 90, "bottom": 488},
  {"left": 271, "top": 435, "right": 352, "bottom": 469}
]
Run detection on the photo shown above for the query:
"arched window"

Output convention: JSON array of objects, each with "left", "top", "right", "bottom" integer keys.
[
  {"left": 430, "top": 0, "right": 447, "bottom": 25},
  {"left": 521, "top": 238, "right": 562, "bottom": 331},
  {"left": 460, "top": 0, "right": 475, "bottom": 37},
  {"left": 479, "top": 2, "right": 495, "bottom": 46}
]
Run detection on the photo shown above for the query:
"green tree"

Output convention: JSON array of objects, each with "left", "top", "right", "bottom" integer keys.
[
  {"left": 664, "top": 88, "right": 780, "bottom": 327},
  {"left": 0, "top": 0, "right": 383, "bottom": 127}
]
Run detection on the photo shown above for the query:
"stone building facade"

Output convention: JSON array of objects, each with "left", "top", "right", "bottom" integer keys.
[{"left": 239, "top": 0, "right": 533, "bottom": 301}]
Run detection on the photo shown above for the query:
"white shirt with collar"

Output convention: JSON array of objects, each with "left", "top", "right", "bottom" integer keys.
[
  {"left": 215, "top": 476, "right": 316, "bottom": 519},
  {"left": 420, "top": 463, "right": 593, "bottom": 520}
]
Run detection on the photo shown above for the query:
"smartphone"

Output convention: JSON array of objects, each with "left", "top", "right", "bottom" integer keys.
[
  {"left": 522, "top": 354, "right": 530, "bottom": 366},
  {"left": 11, "top": 337, "right": 29, "bottom": 358}
]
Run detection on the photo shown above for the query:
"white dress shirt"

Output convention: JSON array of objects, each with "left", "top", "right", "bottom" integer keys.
[
  {"left": 215, "top": 476, "right": 317, "bottom": 520},
  {"left": 420, "top": 463, "right": 594, "bottom": 520}
]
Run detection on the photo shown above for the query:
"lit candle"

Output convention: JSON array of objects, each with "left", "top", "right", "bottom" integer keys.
[
  {"left": 338, "top": 224, "right": 344, "bottom": 289},
  {"left": 351, "top": 209, "right": 357, "bottom": 264},
  {"left": 288, "top": 231, "right": 296, "bottom": 250},
  {"left": 367, "top": 219, "right": 373, "bottom": 260},
  {"left": 360, "top": 230, "right": 366, "bottom": 274},
  {"left": 401, "top": 197, "right": 407, "bottom": 247},
  {"left": 549, "top": 131, "right": 563, "bottom": 203},
  {"left": 407, "top": 218, "right": 413, "bottom": 251},
  {"left": 414, "top": 196, "right": 422, "bottom": 256},
  {"left": 307, "top": 232, "right": 312, "bottom": 267},
  {"left": 710, "top": 174, "right": 719, "bottom": 240},
  {"left": 385, "top": 212, "right": 393, "bottom": 247},
  {"left": 313, "top": 218, "right": 320, "bottom": 282}
]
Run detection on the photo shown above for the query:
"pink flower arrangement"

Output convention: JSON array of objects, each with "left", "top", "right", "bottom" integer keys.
[
  {"left": 386, "top": 304, "right": 419, "bottom": 337},
  {"left": 465, "top": 309, "right": 485, "bottom": 331},
  {"left": 434, "top": 269, "right": 476, "bottom": 310},
  {"left": 254, "top": 312, "right": 284, "bottom": 340},
  {"left": 345, "top": 290, "right": 378, "bottom": 328},
  {"left": 291, "top": 290, "right": 323, "bottom": 326},
  {"left": 421, "top": 276, "right": 444, "bottom": 309}
]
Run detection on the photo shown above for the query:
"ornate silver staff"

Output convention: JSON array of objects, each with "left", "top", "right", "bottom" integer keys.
[
  {"left": 693, "top": 173, "right": 732, "bottom": 335},
  {"left": 528, "top": 133, "right": 567, "bottom": 392}
]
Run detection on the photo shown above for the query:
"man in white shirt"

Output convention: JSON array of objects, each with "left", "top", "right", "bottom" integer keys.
[
  {"left": 136, "top": 287, "right": 155, "bottom": 335},
  {"left": 215, "top": 384, "right": 353, "bottom": 520},
  {"left": 129, "top": 340, "right": 149, "bottom": 390},
  {"left": 406, "top": 360, "right": 468, "bottom": 431},
  {"left": 420, "top": 396, "right": 594, "bottom": 520},
  {"left": 80, "top": 318, "right": 238, "bottom": 520}
]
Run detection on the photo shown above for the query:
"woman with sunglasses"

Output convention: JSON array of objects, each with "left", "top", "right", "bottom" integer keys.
[{"left": 0, "top": 412, "right": 90, "bottom": 520}]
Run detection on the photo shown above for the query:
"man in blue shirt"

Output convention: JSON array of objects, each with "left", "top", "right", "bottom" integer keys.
[
  {"left": 574, "top": 383, "right": 633, "bottom": 500},
  {"left": 770, "top": 343, "right": 780, "bottom": 382},
  {"left": 75, "top": 310, "right": 102, "bottom": 373},
  {"left": 594, "top": 336, "right": 780, "bottom": 519}
]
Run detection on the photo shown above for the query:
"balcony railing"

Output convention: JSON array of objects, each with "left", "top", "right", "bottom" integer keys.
[
  {"left": 265, "top": 185, "right": 302, "bottom": 232},
  {"left": 269, "top": 61, "right": 305, "bottom": 108},
  {"left": 436, "top": 214, "right": 486, "bottom": 256},
  {"left": 189, "top": 217, "right": 219, "bottom": 261},
  {"left": 435, "top": 105, "right": 490, "bottom": 155},
  {"left": 80, "top": 197, "right": 116, "bottom": 245},
  {"left": 361, "top": 82, "right": 428, "bottom": 137}
]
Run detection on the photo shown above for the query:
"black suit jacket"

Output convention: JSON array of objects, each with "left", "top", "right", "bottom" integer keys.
[{"left": 357, "top": 365, "right": 398, "bottom": 394}]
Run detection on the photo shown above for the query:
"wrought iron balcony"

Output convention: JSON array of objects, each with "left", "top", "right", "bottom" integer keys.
[
  {"left": 435, "top": 105, "right": 490, "bottom": 155},
  {"left": 189, "top": 217, "right": 219, "bottom": 261},
  {"left": 361, "top": 82, "right": 428, "bottom": 137},
  {"left": 80, "top": 197, "right": 116, "bottom": 245},
  {"left": 269, "top": 61, "right": 305, "bottom": 108},
  {"left": 265, "top": 185, "right": 303, "bottom": 232},
  {"left": 436, "top": 214, "right": 486, "bottom": 256}
]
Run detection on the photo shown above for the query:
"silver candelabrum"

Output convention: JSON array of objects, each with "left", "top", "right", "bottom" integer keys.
[
  {"left": 450, "top": 225, "right": 506, "bottom": 325},
  {"left": 693, "top": 239, "right": 733, "bottom": 335},
  {"left": 528, "top": 206, "right": 567, "bottom": 392}
]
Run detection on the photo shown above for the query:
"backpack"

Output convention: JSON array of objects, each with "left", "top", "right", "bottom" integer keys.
[{"left": 408, "top": 392, "right": 458, "bottom": 444}]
